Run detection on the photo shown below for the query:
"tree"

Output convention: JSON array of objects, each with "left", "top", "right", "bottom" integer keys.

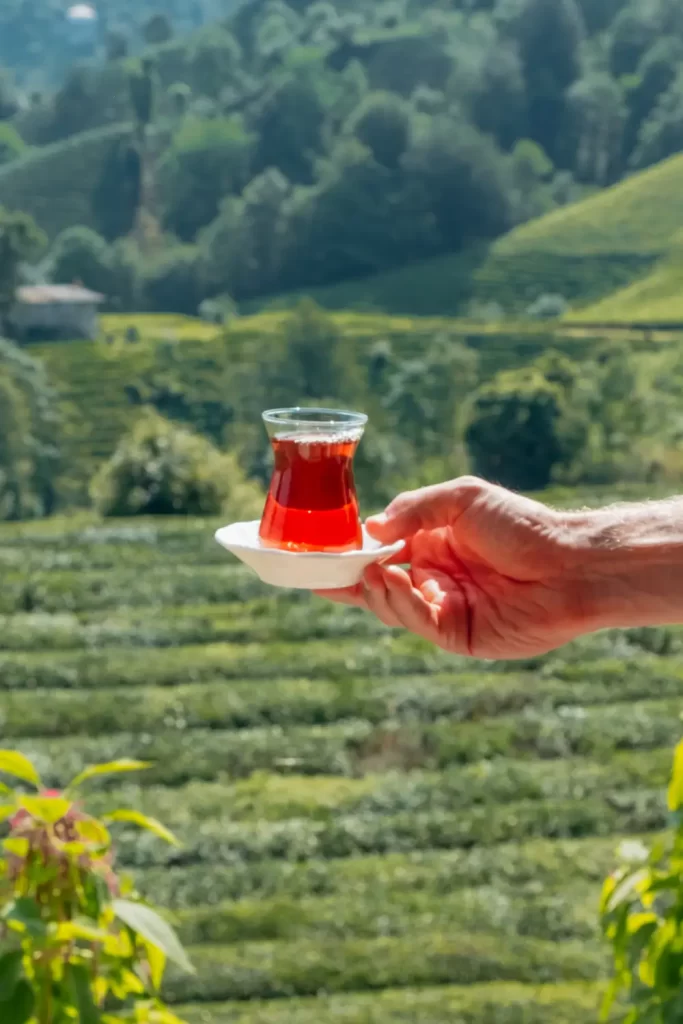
[
  {"left": 465, "top": 42, "right": 528, "bottom": 151},
  {"left": 465, "top": 364, "right": 584, "bottom": 490},
  {"left": 498, "top": 0, "right": 586, "bottom": 160},
  {"left": 608, "top": 5, "right": 660, "bottom": 78},
  {"left": 141, "top": 245, "right": 201, "bottom": 315},
  {"left": 281, "top": 138, "right": 438, "bottom": 291},
  {"left": 128, "top": 57, "right": 155, "bottom": 132},
  {"left": 0, "top": 337, "right": 60, "bottom": 518},
  {"left": 0, "top": 369, "right": 32, "bottom": 520},
  {"left": 252, "top": 50, "right": 335, "bottom": 183},
  {"left": 0, "top": 122, "right": 25, "bottom": 167},
  {"left": 188, "top": 26, "right": 242, "bottom": 98},
  {"left": 385, "top": 332, "right": 478, "bottom": 455},
  {"left": 158, "top": 116, "right": 254, "bottom": 241},
  {"left": 509, "top": 138, "right": 554, "bottom": 222},
  {"left": 51, "top": 63, "right": 101, "bottom": 140},
  {"left": 403, "top": 115, "right": 513, "bottom": 250},
  {"left": 0, "top": 207, "right": 45, "bottom": 324},
  {"left": 624, "top": 38, "right": 683, "bottom": 159},
  {"left": 91, "top": 410, "right": 263, "bottom": 518},
  {"left": 142, "top": 12, "right": 173, "bottom": 46},
  {"left": 345, "top": 91, "right": 413, "bottom": 169},
  {"left": 631, "top": 70, "right": 683, "bottom": 169},
  {"left": 0, "top": 67, "right": 19, "bottom": 121},
  {"left": 128, "top": 58, "right": 159, "bottom": 249},
  {"left": 104, "top": 27, "right": 129, "bottom": 61},
  {"left": 575, "top": 0, "right": 626, "bottom": 34},
  {"left": 50, "top": 226, "right": 112, "bottom": 295},
  {"left": 565, "top": 72, "right": 626, "bottom": 184}
]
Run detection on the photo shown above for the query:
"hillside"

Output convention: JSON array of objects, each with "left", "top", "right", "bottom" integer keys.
[
  {"left": 0, "top": 122, "right": 136, "bottom": 240},
  {"left": 6, "top": 0, "right": 683, "bottom": 320},
  {"left": 37, "top": 312, "right": 641, "bottom": 501},
  {"left": 1, "top": 496, "right": 681, "bottom": 1020},
  {"left": 254, "top": 152, "right": 683, "bottom": 320}
]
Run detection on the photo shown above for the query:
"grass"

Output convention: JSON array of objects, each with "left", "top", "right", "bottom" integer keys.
[{"left": 570, "top": 255, "right": 683, "bottom": 324}]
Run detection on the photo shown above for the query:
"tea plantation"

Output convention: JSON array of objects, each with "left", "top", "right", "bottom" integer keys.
[{"left": 1, "top": 501, "right": 679, "bottom": 1022}]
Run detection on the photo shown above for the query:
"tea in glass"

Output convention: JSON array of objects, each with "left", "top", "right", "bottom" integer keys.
[{"left": 259, "top": 408, "right": 367, "bottom": 553}]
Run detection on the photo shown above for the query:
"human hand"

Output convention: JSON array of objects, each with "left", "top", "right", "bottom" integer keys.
[{"left": 316, "top": 477, "right": 589, "bottom": 659}]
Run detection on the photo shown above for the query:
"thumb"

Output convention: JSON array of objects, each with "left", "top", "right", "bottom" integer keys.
[{"left": 366, "top": 477, "right": 486, "bottom": 542}]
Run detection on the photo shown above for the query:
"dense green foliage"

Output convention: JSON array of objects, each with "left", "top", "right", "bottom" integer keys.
[
  {"left": 7, "top": 0, "right": 683, "bottom": 313},
  {"left": 0, "top": 754, "right": 191, "bottom": 1024},
  {"left": 0, "top": 336, "right": 60, "bottom": 519},
  {"left": 601, "top": 741, "right": 683, "bottom": 1023},
  {"left": 91, "top": 410, "right": 263, "bottom": 517}
]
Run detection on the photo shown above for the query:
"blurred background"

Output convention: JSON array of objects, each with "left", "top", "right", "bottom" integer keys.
[{"left": 2, "top": 0, "right": 683, "bottom": 1020}]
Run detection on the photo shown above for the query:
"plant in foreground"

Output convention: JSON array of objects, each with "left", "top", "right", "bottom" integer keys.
[
  {"left": 601, "top": 738, "right": 683, "bottom": 1023},
  {"left": 0, "top": 750, "right": 192, "bottom": 1024}
]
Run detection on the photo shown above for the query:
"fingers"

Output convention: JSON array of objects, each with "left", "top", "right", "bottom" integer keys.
[
  {"left": 313, "top": 583, "right": 367, "bottom": 607},
  {"left": 368, "top": 565, "right": 472, "bottom": 654},
  {"left": 366, "top": 476, "right": 487, "bottom": 543},
  {"left": 362, "top": 564, "right": 403, "bottom": 628}
]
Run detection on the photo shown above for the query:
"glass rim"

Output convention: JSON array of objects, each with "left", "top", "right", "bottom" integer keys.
[{"left": 262, "top": 407, "right": 368, "bottom": 429}]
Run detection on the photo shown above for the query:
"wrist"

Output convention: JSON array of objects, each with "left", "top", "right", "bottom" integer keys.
[{"left": 559, "top": 499, "right": 683, "bottom": 633}]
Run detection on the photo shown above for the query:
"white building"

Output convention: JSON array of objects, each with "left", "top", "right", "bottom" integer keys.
[{"left": 9, "top": 285, "right": 105, "bottom": 341}]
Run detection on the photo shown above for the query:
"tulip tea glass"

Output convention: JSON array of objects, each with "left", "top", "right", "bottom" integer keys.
[{"left": 259, "top": 407, "right": 367, "bottom": 553}]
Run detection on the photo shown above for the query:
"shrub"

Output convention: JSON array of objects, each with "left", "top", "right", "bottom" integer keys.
[
  {"left": 140, "top": 246, "right": 202, "bottom": 315},
  {"left": 601, "top": 738, "right": 683, "bottom": 1023},
  {"left": 49, "top": 224, "right": 112, "bottom": 295},
  {"left": 465, "top": 365, "right": 584, "bottom": 490},
  {"left": 0, "top": 337, "right": 60, "bottom": 518},
  {"left": 90, "top": 410, "right": 263, "bottom": 518},
  {"left": 0, "top": 750, "right": 191, "bottom": 1024},
  {"left": 526, "top": 293, "right": 569, "bottom": 319}
]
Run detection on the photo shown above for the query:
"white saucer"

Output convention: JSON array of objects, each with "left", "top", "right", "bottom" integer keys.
[{"left": 214, "top": 521, "right": 404, "bottom": 590}]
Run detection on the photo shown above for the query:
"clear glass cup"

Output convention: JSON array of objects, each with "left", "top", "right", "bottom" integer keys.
[{"left": 258, "top": 407, "right": 368, "bottom": 553}]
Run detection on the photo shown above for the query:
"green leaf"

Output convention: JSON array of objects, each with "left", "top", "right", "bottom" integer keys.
[
  {"left": 2, "top": 898, "right": 46, "bottom": 938},
  {"left": 669, "top": 740, "right": 683, "bottom": 811},
  {"left": 145, "top": 940, "right": 166, "bottom": 991},
  {"left": 67, "top": 760, "right": 151, "bottom": 792},
  {"left": 112, "top": 900, "right": 193, "bottom": 974},
  {"left": 103, "top": 810, "right": 179, "bottom": 847},
  {"left": 20, "top": 794, "right": 71, "bottom": 824},
  {"left": 2, "top": 839, "right": 28, "bottom": 858},
  {"left": 606, "top": 868, "right": 650, "bottom": 914},
  {"left": 66, "top": 963, "right": 100, "bottom": 1024},
  {"left": 0, "top": 979, "right": 34, "bottom": 1023},
  {"left": 0, "top": 752, "right": 40, "bottom": 789},
  {"left": 0, "top": 804, "right": 16, "bottom": 824},
  {"left": 0, "top": 950, "right": 23, "bottom": 1002}
]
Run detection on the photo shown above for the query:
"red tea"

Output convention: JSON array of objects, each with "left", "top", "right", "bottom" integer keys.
[{"left": 259, "top": 433, "right": 363, "bottom": 552}]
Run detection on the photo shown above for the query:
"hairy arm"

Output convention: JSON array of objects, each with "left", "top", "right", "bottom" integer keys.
[{"left": 564, "top": 498, "right": 683, "bottom": 632}]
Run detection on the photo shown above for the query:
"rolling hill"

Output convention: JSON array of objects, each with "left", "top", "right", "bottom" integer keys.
[{"left": 251, "top": 152, "right": 683, "bottom": 322}]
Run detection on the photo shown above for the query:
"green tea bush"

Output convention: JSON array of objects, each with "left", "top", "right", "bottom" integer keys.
[
  {"left": 162, "top": 932, "right": 601, "bottom": 1003},
  {"left": 90, "top": 411, "right": 263, "bottom": 517},
  {"left": 137, "top": 834, "right": 626, "bottom": 909},
  {"left": 176, "top": 982, "right": 603, "bottom": 1024}
]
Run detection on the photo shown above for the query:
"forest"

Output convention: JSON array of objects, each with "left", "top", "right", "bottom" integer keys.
[{"left": 2, "top": 0, "right": 683, "bottom": 317}]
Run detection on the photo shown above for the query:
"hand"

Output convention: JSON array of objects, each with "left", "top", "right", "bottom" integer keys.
[{"left": 316, "top": 477, "right": 588, "bottom": 660}]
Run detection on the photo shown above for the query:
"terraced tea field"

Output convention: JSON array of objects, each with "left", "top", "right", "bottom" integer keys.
[{"left": 2, "top": 509, "right": 679, "bottom": 1022}]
